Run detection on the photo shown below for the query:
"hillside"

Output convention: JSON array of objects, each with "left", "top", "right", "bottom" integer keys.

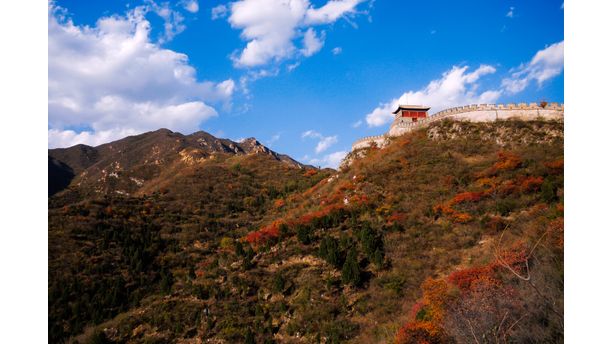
[{"left": 48, "top": 119, "right": 563, "bottom": 343}]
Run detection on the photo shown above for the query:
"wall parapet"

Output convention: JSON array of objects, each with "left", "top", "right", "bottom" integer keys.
[
  {"left": 351, "top": 134, "right": 387, "bottom": 151},
  {"left": 351, "top": 102, "right": 564, "bottom": 151}
]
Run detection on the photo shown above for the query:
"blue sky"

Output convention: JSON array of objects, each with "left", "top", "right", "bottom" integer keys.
[{"left": 48, "top": 0, "right": 564, "bottom": 167}]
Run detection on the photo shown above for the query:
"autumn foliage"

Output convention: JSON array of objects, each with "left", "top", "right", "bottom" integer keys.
[
  {"left": 245, "top": 220, "right": 282, "bottom": 246},
  {"left": 493, "top": 151, "right": 522, "bottom": 171},
  {"left": 450, "top": 191, "right": 484, "bottom": 204},
  {"left": 433, "top": 191, "right": 484, "bottom": 223},
  {"left": 395, "top": 243, "right": 532, "bottom": 344},
  {"left": 303, "top": 169, "right": 318, "bottom": 177}
]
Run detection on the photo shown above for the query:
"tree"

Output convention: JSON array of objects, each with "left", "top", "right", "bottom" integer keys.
[
  {"left": 358, "top": 224, "right": 384, "bottom": 263},
  {"left": 319, "top": 236, "right": 341, "bottom": 268},
  {"left": 373, "top": 248, "right": 384, "bottom": 268},
  {"left": 243, "top": 245, "right": 255, "bottom": 269},
  {"left": 244, "top": 328, "right": 256, "bottom": 344},
  {"left": 188, "top": 265, "right": 196, "bottom": 280},
  {"left": 341, "top": 247, "right": 361, "bottom": 286},
  {"left": 235, "top": 240, "right": 245, "bottom": 257},
  {"left": 160, "top": 267, "right": 174, "bottom": 295},
  {"left": 297, "top": 225, "right": 312, "bottom": 244},
  {"left": 541, "top": 178, "right": 557, "bottom": 203},
  {"left": 273, "top": 272, "right": 285, "bottom": 293}
]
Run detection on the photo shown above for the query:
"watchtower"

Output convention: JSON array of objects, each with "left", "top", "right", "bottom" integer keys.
[{"left": 393, "top": 105, "right": 431, "bottom": 122}]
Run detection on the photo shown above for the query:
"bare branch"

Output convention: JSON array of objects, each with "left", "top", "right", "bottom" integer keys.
[{"left": 466, "top": 318, "right": 480, "bottom": 344}]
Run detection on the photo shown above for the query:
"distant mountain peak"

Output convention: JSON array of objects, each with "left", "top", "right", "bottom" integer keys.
[{"left": 49, "top": 128, "right": 311, "bottom": 197}]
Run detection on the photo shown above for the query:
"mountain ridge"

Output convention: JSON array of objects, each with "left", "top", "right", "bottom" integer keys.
[{"left": 48, "top": 128, "right": 311, "bottom": 197}]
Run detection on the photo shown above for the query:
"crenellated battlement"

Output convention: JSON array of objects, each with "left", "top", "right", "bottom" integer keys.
[
  {"left": 351, "top": 102, "right": 564, "bottom": 151},
  {"left": 351, "top": 134, "right": 388, "bottom": 150}
]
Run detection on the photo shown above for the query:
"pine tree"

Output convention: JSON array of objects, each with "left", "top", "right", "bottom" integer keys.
[
  {"left": 341, "top": 246, "right": 361, "bottom": 286},
  {"left": 373, "top": 248, "right": 384, "bottom": 268},
  {"left": 188, "top": 265, "right": 196, "bottom": 280},
  {"left": 273, "top": 272, "right": 285, "bottom": 293},
  {"left": 244, "top": 328, "right": 256, "bottom": 344},
  {"left": 160, "top": 267, "right": 174, "bottom": 295},
  {"left": 235, "top": 240, "right": 245, "bottom": 257},
  {"left": 319, "top": 236, "right": 341, "bottom": 268},
  {"left": 297, "top": 225, "right": 312, "bottom": 244}
]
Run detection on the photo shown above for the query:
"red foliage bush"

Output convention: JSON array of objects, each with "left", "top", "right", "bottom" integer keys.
[
  {"left": 395, "top": 278, "right": 452, "bottom": 344},
  {"left": 544, "top": 158, "right": 564, "bottom": 173},
  {"left": 387, "top": 212, "right": 407, "bottom": 225},
  {"left": 396, "top": 242, "right": 534, "bottom": 344},
  {"left": 498, "top": 180, "right": 517, "bottom": 195},
  {"left": 245, "top": 221, "right": 282, "bottom": 246},
  {"left": 493, "top": 151, "right": 522, "bottom": 171},
  {"left": 450, "top": 212, "right": 472, "bottom": 223},
  {"left": 548, "top": 217, "right": 564, "bottom": 248},
  {"left": 303, "top": 169, "right": 318, "bottom": 177},
  {"left": 450, "top": 191, "right": 483, "bottom": 205},
  {"left": 395, "top": 321, "right": 448, "bottom": 344},
  {"left": 448, "top": 265, "right": 499, "bottom": 292},
  {"left": 273, "top": 199, "right": 285, "bottom": 209},
  {"left": 519, "top": 176, "right": 544, "bottom": 193}
]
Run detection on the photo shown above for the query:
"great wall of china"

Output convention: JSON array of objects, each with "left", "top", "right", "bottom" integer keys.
[{"left": 351, "top": 102, "right": 564, "bottom": 151}]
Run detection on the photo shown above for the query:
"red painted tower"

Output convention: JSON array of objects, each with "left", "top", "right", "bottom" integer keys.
[{"left": 393, "top": 105, "right": 431, "bottom": 122}]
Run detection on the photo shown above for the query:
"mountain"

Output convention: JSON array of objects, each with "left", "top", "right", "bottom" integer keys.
[
  {"left": 48, "top": 156, "right": 74, "bottom": 197},
  {"left": 48, "top": 118, "right": 563, "bottom": 344},
  {"left": 48, "top": 129, "right": 308, "bottom": 197}
]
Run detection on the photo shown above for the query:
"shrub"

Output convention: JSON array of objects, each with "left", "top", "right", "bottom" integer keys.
[
  {"left": 495, "top": 198, "right": 518, "bottom": 216},
  {"left": 86, "top": 328, "right": 111, "bottom": 344},
  {"left": 220, "top": 237, "right": 234, "bottom": 250}
]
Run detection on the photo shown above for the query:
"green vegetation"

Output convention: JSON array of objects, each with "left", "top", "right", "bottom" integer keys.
[{"left": 49, "top": 119, "right": 563, "bottom": 343}]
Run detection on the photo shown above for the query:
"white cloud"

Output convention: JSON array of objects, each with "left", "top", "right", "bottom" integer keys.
[
  {"left": 332, "top": 46, "right": 342, "bottom": 55},
  {"left": 48, "top": 128, "right": 140, "bottom": 148},
  {"left": 287, "top": 61, "right": 301, "bottom": 71},
  {"left": 506, "top": 7, "right": 515, "bottom": 18},
  {"left": 48, "top": 3, "right": 234, "bottom": 148},
  {"left": 181, "top": 0, "right": 199, "bottom": 13},
  {"left": 146, "top": 1, "right": 187, "bottom": 43},
  {"left": 301, "top": 130, "right": 319, "bottom": 139},
  {"left": 308, "top": 150, "right": 348, "bottom": 168},
  {"left": 502, "top": 40, "right": 564, "bottom": 94},
  {"left": 351, "top": 119, "right": 362, "bottom": 128},
  {"left": 301, "top": 28, "right": 324, "bottom": 56},
  {"left": 227, "top": 0, "right": 366, "bottom": 68},
  {"left": 211, "top": 4, "right": 228, "bottom": 20},
  {"left": 316, "top": 136, "right": 338, "bottom": 153},
  {"left": 365, "top": 65, "right": 500, "bottom": 127},
  {"left": 302, "top": 130, "right": 338, "bottom": 154},
  {"left": 267, "top": 133, "right": 281, "bottom": 146},
  {"left": 304, "top": 0, "right": 363, "bottom": 25}
]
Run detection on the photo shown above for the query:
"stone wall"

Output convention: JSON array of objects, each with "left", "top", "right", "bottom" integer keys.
[
  {"left": 351, "top": 102, "right": 563, "bottom": 151},
  {"left": 351, "top": 134, "right": 387, "bottom": 150}
]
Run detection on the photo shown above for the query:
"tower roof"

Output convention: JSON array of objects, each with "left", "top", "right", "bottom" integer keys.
[{"left": 392, "top": 105, "right": 431, "bottom": 114}]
